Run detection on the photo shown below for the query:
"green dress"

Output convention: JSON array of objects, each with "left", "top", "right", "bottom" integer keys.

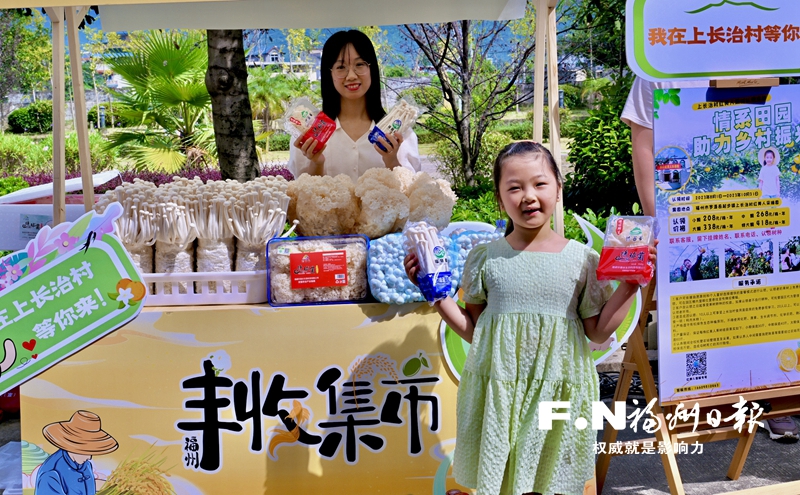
[{"left": 456, "top": 238, "right": 614, "bottom": 495}]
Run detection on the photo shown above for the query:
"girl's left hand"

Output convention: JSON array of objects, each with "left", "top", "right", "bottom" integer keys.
[{"left": 375, "top": 132, "right": 403, "bottom": 169}]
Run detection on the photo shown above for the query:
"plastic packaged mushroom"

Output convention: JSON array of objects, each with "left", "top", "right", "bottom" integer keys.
[
  {"left": 596, "top": 215, "right": 657, "bottom": 286},
  {"left": 403, "top": 221, "right": 452, "bottom": 303},
  {"left": 282, "top": 97, "right": 336, "bottom": 154},
  {"left": 368, "top": 99, "right": 420, "bottom": 151},
  {"left": 267, "top": 235, "right": 369, "bottom": 306}
]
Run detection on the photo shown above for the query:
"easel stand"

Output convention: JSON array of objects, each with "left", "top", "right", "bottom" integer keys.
[{"left": 596, "top": 280, "right": 800, "bottom": 495}]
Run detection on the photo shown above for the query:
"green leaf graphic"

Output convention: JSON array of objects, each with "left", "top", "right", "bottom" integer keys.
[{"left": 686, "top": 1, "right": 779, "bottom": 14}]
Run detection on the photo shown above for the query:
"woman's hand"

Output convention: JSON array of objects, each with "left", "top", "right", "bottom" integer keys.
[
  {"left": 403, "top": 252, "right": 420, "bottom": 286},
  {"left": 294, "top": 136, "right": 326, "bottom": 170},
  {"left": 375, "top": 132, "right": 403, "bottom": 169}
]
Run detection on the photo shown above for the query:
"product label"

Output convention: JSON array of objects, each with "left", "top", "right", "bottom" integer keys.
[{"left": 290, "top": 250, "right": 348, "bottom": 289}]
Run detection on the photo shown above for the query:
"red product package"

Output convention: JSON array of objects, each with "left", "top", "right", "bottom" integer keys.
[
  {"left": 299, "top": 112, "right": 336, "bottom": 153},
  {"left": 596, "top": 216, "right": 656, "bottom": 286}
]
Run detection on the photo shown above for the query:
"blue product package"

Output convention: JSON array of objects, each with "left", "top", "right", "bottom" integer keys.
[
  {"left": 417, "top": 270, "right": 452, "bottom": 302},
  {"left": 368, "top": 127, "right": 391, "bottom": 152}
]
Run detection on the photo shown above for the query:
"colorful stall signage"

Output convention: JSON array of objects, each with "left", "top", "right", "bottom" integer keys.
[
  {"left": 0, "top": 203, "right": 145, "bottom": 394},
  {"left": 21, "top": 304, "right": 471, "bottom": 494},
  {"left": 654, "top": 84, "right": 800, "bottom": 404},
  {"left": 626, "top": 0, "right": 800, "bottom": 80}
]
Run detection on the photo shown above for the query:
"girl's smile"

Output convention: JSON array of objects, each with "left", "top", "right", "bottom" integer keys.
[{"left": 498, "top": 155, "right": 560, "bottom": 232}]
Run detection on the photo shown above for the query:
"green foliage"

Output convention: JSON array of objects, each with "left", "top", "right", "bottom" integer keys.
[
  {"left": 653, "top": 88, "right": 681, "bottom": 119},
  {"left": 0, "top": 133, "right": 49, "bottom": 174},
  {"left": 0, "top": 131, "right": 117, "bottom": 176},
  {"left": 7, "top": 100, "right": 53, "bottom": 134},
  {"left": 560, "top": 110, "right": 585, "bottom": 139},
  {"left": 399, "top": 84, "right": 443, "bottom": 110},
  {"left": 450, "top": 190, "right": 502, "bottom": 224},
  {"left": 87, "top": 103, "right": 137, "bottom": 128},
  {"left": 561, "top": 84, "right": 582, "bottom": 109},
  {"left": 434, "top": 131, "right": 512, "bottom": 190},
  {"left": 269, "top": 133, "right": 291, "bottom": 151},
  {"left": 104, "top": 30, "right": 214, "bottom": 173},
  {"left": 384, "top": 65, "right": 411, "bottom": 77},
  {"left": 492, "top": 122, "right": 531, "bottom": 141},
  {"left": 414, "top": 127, "right": 441, "bottom": 145},
  {"left": 564, "top": 75, "right": 638, "bottom": 216},
  {"left": 0, "top": 176, "right": 29, "bottom": 196}
]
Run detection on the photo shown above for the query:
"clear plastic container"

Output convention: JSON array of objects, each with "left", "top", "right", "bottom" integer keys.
[{"left": 267, "top": 234, "right": 369, "bottom": 307}]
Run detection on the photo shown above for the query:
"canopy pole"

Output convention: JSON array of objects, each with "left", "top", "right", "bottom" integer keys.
[
  {"left": 66, "top": 6, "right": 94, "bottom": 212},
  {"left": 44, "top": 7, "right": 66, "bottom": 226},
  {"left": 547, "top": 0, "right": 563, "bottom": 235},
  {"left": 532, "top": 0, "right": 547, "bottom": 143}
]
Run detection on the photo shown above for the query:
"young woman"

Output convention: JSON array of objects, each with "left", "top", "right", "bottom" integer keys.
[{"left": 287, "top": 30, "right": 420, "bottom": 181}]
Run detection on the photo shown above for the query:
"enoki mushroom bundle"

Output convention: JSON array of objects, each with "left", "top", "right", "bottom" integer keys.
[
  {"left": 402, "top": 220, "right": 451, "bottom": 303},
  {"left": 154, "top": 193, "right": 197, "bottom": 295},
  {"left": 95, "top": 179, "right": 158, "bottom": 275}
]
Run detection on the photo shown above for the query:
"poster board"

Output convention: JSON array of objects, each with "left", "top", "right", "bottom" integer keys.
[
  {"left": 20, "top": 304, "right": 470, "bottom": 494},
  {"left": 626, "top": 0, "right": 800, "bottom": 81},
  {"left": 654, "top": 84, "right": 800, "bottom": 405}
]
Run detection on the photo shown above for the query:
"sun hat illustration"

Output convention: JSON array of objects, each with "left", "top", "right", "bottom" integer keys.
[
  {"left": 758, "top": 147, "right": 780, "bottom": 166},
  {"left": 42, "top": 410, "right": 118, "bottom": 455}
]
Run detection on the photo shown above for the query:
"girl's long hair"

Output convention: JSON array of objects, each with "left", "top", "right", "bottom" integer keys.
[
  {"left": 320, "top": 30, "right": 386, "bottom": 123},
  {"left": 492, "top": 141, "right": 562, "bottom": 236}
]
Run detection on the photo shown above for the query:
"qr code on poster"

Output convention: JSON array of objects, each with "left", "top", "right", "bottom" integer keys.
[{"left": 685, "top": 352, "right": 707, "bottom": 380}]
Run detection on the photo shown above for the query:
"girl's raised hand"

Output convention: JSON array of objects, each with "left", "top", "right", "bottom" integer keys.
[
  {"left": 403, "top": 252, "right": 420, "bottom": 286},
  {"left": 375, "top": 132, "right": 404, "bottom": 169}
]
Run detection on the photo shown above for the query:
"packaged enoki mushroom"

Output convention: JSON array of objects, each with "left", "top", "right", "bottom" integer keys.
[
  {"left": 403, "top": 220, "right": 451, "bottom": 303},
  {"left": 597, "top": 215, "right": 656, "bottom": 286},
  {"left": 369, "top": 98, "right": 420, "bottom": 152},
  {"left": 281, "top": 97, "right": 336, "bottom": 154},
  {"left": 154, "top": 198, "right": 197, "bottom": 295}
]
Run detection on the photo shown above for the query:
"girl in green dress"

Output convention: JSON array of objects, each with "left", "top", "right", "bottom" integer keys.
[{"left": 404, "top": 141, "right": 657, "bottom": 495}]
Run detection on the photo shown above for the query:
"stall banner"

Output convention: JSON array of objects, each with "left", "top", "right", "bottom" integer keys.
[
  {"left": 441, "top": 217, "right": 642, "bottom": 380},
  {"left": 626, "top": 0, "right": 800, "bottom": 81},
  {"left": 654, "top": 85, "right": 800, "bottom": 404},
  {"left": 20, "top": 304, "right": 474, "bottom": 494},
  {"left": 0, "top": 202, "right": 145, "bottom": 394}
]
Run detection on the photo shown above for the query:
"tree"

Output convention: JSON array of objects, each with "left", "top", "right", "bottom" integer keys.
[
  {"left": 83, "top": 27, "right": 127, "bottom": 128},
  {"left": 0, "top": 10, "right": 25, "bottom": 128},
  {"left": 559, "top": 0, "right": 627, "bottom": 78},
  {"left": 206, "top": 29, "right": 259, "bottom": 181},
  {"left": 402, "top": 9, "right": 538, "bottom": 188},
  {"left": 105, "top": 30, "right": 215, "bottom": 172},
  {"left": 13, "top": 9, "right": 50, "bottom": 103}
]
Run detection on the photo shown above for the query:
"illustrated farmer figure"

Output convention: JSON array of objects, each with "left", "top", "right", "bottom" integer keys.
[{"left": 36, "top": 410, "right": 118, "bottom": 495}]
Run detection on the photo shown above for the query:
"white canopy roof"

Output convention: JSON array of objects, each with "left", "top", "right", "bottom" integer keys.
[{"left": 99, "top": 0, "right": 527, "bottom": 31}]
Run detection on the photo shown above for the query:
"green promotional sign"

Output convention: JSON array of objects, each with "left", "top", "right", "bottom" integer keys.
[
  {"left": 627, "top": 0, "right": 800, "bottom": 80},
  {"left": 0, "top": 203, "right": 145, "bottom": 393}
]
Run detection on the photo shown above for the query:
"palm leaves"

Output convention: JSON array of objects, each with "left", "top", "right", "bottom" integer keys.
[{"left": 104, "top": 30, "right": 214, "bottom": 173}]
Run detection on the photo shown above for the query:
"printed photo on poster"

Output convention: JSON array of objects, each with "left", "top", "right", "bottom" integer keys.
[
  {"left": 668, "top": 245, "right": 719, "bottom": 283},
  {"left": 724, "top": 240, "right": 774, "bottom": 278}
]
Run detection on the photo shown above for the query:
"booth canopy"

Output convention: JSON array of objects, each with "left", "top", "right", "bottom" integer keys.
[{"left": 98, "top": 0, "right": 527, "bottom": 31}]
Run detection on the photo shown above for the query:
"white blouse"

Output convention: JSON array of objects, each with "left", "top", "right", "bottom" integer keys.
[{"left": 287, "top": 118, "right": 421, "bottom": 181}]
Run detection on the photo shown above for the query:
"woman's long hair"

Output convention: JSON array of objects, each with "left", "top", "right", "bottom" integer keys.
[{"left": 320, "top": 30, "right": 386, "bottom": 123}]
